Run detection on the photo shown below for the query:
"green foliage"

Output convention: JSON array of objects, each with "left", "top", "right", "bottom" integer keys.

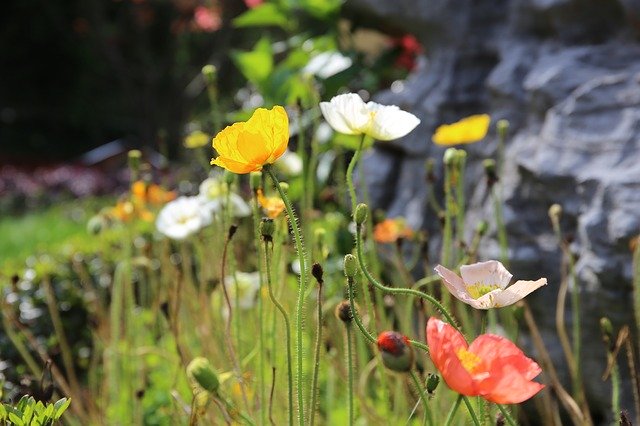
[
  {"left": 232, "top": 37, "right": 274, "bottom": 90},
  {"left": 0, "top": 396, "right": 70, "bottom": 426},
  {"left": 233, "top": 4, "right": 291, "bottom": 30}
]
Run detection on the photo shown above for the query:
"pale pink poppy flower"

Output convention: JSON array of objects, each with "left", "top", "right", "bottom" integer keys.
[{"left": 434, "top": 260, "right": 547, "bottom": 309}]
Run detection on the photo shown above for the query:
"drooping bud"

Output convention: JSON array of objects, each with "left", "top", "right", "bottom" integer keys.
[
  {"left": 426, "top": 373, "right": 440, "bottom": 394},
  {"left": 483, "top": 158, "right": 498, "bottom": 187},
  {"left": 250, "top": 172, "right": 262, "bottom": 193},
  {"left": 497, "top": 119, "right": 509, "bottom": 140},
  {"left": 354, "top": 203, "right": 369, "bottom": 225},
  {"left": 260, "top": 218, "right": 275, "bottom": 241},
  {"left": 224, "top": 170, "right": 236, "bottom": 186},
  {"left": 201, "top": 65, "right": 217, "bottom": 85},
  {"left": 311, "top": 263, "right": 324, "bottom": 284},
  {"left": 600, "top": 317, "right": 613, "bottom": 345},
  {"left": 548, "top": 204, "right": 563, "bottom": 221},
  {"left": 186, "top": 357, "right": 219, "bottom": 393},
  {"left": 335, "top": 300, "right": 354, "bottom": 323},
  {"left": 475, "top": 220, "right": 489, "bottom": 237},
  {"left": 227, "top": 224, "right": 238, "bottom": 240},
  {"left": 343, "top": 254, "right": 358, "bottom": 278},
  {"left": 377, "top": 331, "right": 415, "bottom": 373}
]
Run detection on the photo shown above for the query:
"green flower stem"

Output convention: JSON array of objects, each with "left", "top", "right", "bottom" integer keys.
[
  {"left": 263, "top": 239, "right": 294, "bottom": 426},
  {"left": 346, "top": 136, "right": 367, "bottom": 214},
  {"left": 441, "top": 162, "right": 454, "bottom": 268},
  {"left": 265, "top": 166, "right": 307, "bottom": 426},
  {"left": 497, "top": 404, "right": 518, "bottom": 426},
  {"left": 346, "top": 323, "right": 355, "bottom": 426},
  {"left": 356, "top": 225, "right": 462, "bottom": 334},
  {"left": 444, "top": 395, "right": 462, "bottom": 426},
  {"left": 347, "top": 276, "right": 376, "bottom": 344},
  {"left": 491, "top": 187, "right": 509, "bottom": 267},
  {"left": 309, "top": 280, "right": 323, "bottom": 426},
  {"left": 410, "top": 370, "right": 434, "bottom": 426},
  {"left": 462, "top": 396, "right": 481, "bottom": 426},
  {"left": 251, "top": 197, "right": 267, "bottom": 426},
  {"left": 220, "top": 395, "right": 256, "bottom": 426},
  {"left": 455, "top": 155, "right": 466, "bottom": 262}
]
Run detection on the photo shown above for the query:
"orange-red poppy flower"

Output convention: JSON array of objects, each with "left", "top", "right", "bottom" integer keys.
[
  {"left": 211, "top": 106, "right": 289, "bottom": 174},
  {"left": 377, "top": 331, "right": 414, "bottom": 372},
  {"left": 257, "top": 189, "right": 285, "bottom": 219},
  {"left": 426, "top": 317, "right": 544, "bottom": 404},
  {"left": 373, "top": 218, "right": 414, "bottom": 243}
]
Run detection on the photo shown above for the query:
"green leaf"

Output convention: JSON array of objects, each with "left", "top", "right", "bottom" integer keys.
[
  {"left": 233, "top": 4, "right": 290, "bottom": 30},
  {"left": 8, "top": 412, "right": 24, "bottom": 426},
  {"left": 53, "top": 398, "right": 71, "bottom": 420},
  {"left": 232, "top": 38, "right": 273, "bottom": 87},
  {"left": 43, "top": 403, "right": 54, "bottom": 419},
  {"left": 0, "top": 404, "right": 6, "bottom": 420},
  {"left": 301, "top": 0, "right": 342, "bottom": 19}
]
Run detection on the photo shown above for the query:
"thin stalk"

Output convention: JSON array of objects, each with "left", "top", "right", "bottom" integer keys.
[
  {"left": 441, "top": 162, "right": 454, "bottom": 268},
  {"left": 0, "top": 306, "right": 42, "bottom": 378},
  {"left": 309, "top": 278, "right": 324, "bottom": 426},
  {"left": 346, "top": 276, "right": 376, "bottom": 344},
  {"left": 346, "top": 136, "right": 366, "bottom": 214},
  {"left": 252, "top": 195, "right": 267, "bottom": 426},
  {"left": 410, "top": 370, "right": 434, "bottom": 426},
  {"left": 497, "top": 404, "right": 518, "bottom": 426},
  {"left": 491, "top": 187, "right": 509, "bottom": 266},
  {"left": 220, "top": 231, "right": 250, "bottom": 412},
  {"left": 355, "top": 225, "right": 461, "bottom": 333},
  {"left": 265, "top": 165, "right": 308, "bottom": 426},
  {"left": 462, "top": 396, "right": 481, "bottom": 426},
  {"left": 455, "top": 154, "right": 466, "bottom": 262},
  {"left": 346, "top": 323, "right": 355, "bottom": 426},
  {"left": 610, "top": 360, "right": 620, "bottom": 426},
  {"left": 444, "top": 395, "right": 462, "bottom": 426},
  {"left": 263, "top": 239, "right": 294, "bottom": 426}
]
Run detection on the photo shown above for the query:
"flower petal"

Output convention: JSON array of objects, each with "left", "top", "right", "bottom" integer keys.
[
  {"left": 211, "top": 156, "right": 260, "bottom": 174},
  {"left": 434, "top": 265, "right": 479, "bottom": 306},
  {"left": 432, "top": 114, "right": 490, "bottom": 146},
  {"left": 460, "top": 260, "right": 512, "bottom": 289},
  {"left": 482, "top": 364, "right": 545, "bottom": 404},
  {"left": 367, "top": 103, "right": 420, "bottom": 141},
  {"left": 426, "top": 318, "right": 478, "bottom": 397},
  {"left": 320, "top": 93, "right": 371, "bottom": 135},
  {"left": 492, "top": 278, "right": 548, "bottom": 307}
]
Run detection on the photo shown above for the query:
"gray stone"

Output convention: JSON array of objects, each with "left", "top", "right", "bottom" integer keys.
[{"left": 346, "top": 0, "right": 640, "bottom": 422}]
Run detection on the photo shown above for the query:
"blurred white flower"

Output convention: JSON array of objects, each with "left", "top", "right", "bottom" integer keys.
[
  {"left": 156, "top": 196, "right": 213, "bottom": 240},
  {"left": 303, "top": 51, "right": 352, "bottom": 79},
  {"left": 319, "top": 93, "right": 420, "bottom": 141},
  {"left": 274, "top": 149, "right": 303, "bottom": 176},
  {"left": 222, "top": 271, "right": 261, "bottom": 316},
  {"left": 198, "top": 177, "right": 251, "bottom": 218},
  {"left": 434, "top": 260, "right": 547, "bottom": 309}
]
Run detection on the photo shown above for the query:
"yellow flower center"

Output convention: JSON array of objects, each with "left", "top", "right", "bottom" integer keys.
[
  {"left": 455, "top": 348, "right": 483, "bottom": 374},
  {"left": 466, "top": 282, "right": 500, "bottom": 299}
]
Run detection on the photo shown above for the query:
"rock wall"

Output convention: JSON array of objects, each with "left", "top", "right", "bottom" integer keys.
[{"left": 346, "top": 0, "right": 640, "bottom": 422}]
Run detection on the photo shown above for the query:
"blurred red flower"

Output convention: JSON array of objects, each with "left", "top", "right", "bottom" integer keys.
[
  {"left": 244, "top": 0, "right": 263, "bottom": 8},
  {"left": 194, "top": 6, "right": 220, "bottom": 32}
]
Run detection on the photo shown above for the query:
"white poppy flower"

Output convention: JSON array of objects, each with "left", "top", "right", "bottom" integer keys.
[
  {"left": 434, "top": 260, "right": 547, "bottom": 309},
  {"left": 274, "top": 149, "right": 303, "bottom": 176},
  {"left": 156, "top": 196, "right": 213, "bottom": 240},
  {"left": 319, "top": 93, "right": 420, "bottom": 141},
  {"left": 303, "top": 51, "right": 353, "bottom": 79},
  {"left": 198, "top": 177, "right": 251, "bottom": 218},
  {"left": 222, "top": 271, "right": 261, "bottom": 313}
]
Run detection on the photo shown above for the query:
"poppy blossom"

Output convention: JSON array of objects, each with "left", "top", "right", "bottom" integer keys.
[
  {"left": 426, "top": 317, "right": 544, "bottom": 404},
  {"left": 434, "top": 260, "right": 547, "bottom": 309},
  {"left": 432, "top": 114, "right": 490, "bottom": 146},
  {"left": 257, "top": 189, "right": 285, "bottom": 219},
  {"left": 373, "top": 218, "right": 414, "bottom": 243},
  {"left": 211, "top": 106, "right": 289, "bottom": 174},
  {"left": 320, "top": 93, "right": 420, "bottom": 141}
]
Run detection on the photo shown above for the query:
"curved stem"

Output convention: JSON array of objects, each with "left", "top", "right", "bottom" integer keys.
[
  {"left": 355, "top": 225, "right": 461, "bottom": 333},
  {"left": 251, "top": 196, "right": 267, "bottom": 426},
  {"left": 347, "top": 277, "right": 376, "bottom": 344},
  {"left": 346, "top": 323, "right": 355, "bottom": 426},
  {"left": 410, "top": 370, "right": 434, "bottom": 426},
  {"left": 309, "top": 280, "right": 323, "bottom": 426},
  {"left": 263, "top": 240, "right": 294, "bottom": 426},
  {"left": 265, "top": 166, "right": 307, "bottom": 426},
  {"left": 346, "top": 136, "right": 366, "bottom": 215}
]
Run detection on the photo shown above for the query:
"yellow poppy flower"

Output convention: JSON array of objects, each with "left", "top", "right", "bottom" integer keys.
[
  {"left": 432, "top": 114, "right": 491, "bottom": 146},
  {"left": 184, "top": 130, "right": 211, "bottom": 149},
  {"left": 211, "top": 106, "right": 289, "bottom": 174},
  {"left": 257, "top": 189, "right": 285, "bottom": 219}
]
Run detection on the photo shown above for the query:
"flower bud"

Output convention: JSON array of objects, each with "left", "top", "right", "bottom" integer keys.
[
  {"left": 443, "top": 148, "right": 458, "bottom": 166},
  {"left": 548, "top": 204, "right": 563, "bottom": 221},
  {"left": 311, "top": 263, "right": 324, "bottom": 284},
  {"left": 335, "top": 300, "right": 353, "bottom": 323},
  {"left": 497, "top": 119, "right": 509, "bottom": 140},
  {"left": 343, "top": 254, "right": 358, "bottom": 278},
  {"left": 201, "top": 65, "right": 217, "bottom": 85},
  {"left": 186, "top": 357, "right": 219, "bottom": 393},
  {"left": 354, "top": 203, "right": 369, "bottom": 225},
  {"left": 377, "top": 331, "right": 415, "bottom": 373},
  {"left": 426, "top": 373, "right": 440, "bottom": 394},
  {"left": 475, "top": 220, "right": 489, "bottom": 236},
  {"left": 260, "top": 218, "right": 275, "bottom": 239},
  {"left": 278, "top": 182, "right": 289, "bottom": 194},
  {"left": 250, "top": 171, "right": 262, "bottom": 192},
  {"left": 600, "top": 317, "right": 613, "bottom": 344},
  {"left": 454, "top": 149, "right": 467, "bottom": 165},
  {"left": 483, "top": 158, "right": 498, "bottom": 186},
  {"left": 128, "top": 149, "right": 142, "bottom": 173},
  {"left": 224, "top": 170, "right": 236, "bottom": 186}
]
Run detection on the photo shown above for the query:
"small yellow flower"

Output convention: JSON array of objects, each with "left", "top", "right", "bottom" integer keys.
[
  {"left": 257, "top": 189, "right": 285, "bottom": 219},
  {"left": 184, "top": 130, "right": 211, "bottom": 149},
  {"left": 432, "top": 114, "right": 491, "bottom": 146},
  {"left": 211, "top": 106, "right": 289, "bottom": 174}
]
